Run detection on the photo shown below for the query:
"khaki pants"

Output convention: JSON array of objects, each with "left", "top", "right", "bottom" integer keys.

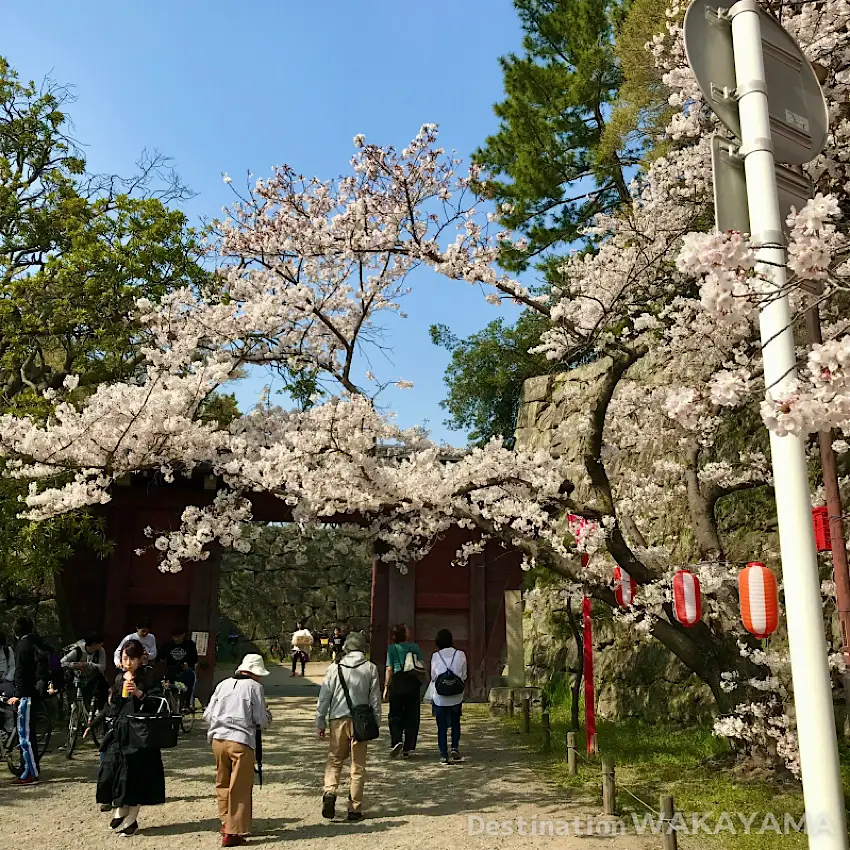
[
  {"left": 213, "top": 738, "right": 255, "bottom": 836},
  {"left": 323, "top": 718, "right": 368, "bottom": 812}
]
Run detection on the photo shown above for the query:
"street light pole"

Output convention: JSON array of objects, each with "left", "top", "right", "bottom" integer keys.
[{"left": 728, "top": 2, "right": 848, "bottom": 846}]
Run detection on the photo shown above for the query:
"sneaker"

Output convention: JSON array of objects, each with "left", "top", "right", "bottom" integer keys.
[
  {"left": 222, "top": 835, "right": 246, "bottom": 848},
  {"left": 12, "top": 776, "right": 38, "bottom": 786},
  {"left": 450, "top": 749, "right": 463, "bottom": 762},
  {"left": 439, "top": 757, "right": 451, "bottom": 766},
  {"left": 322, "top": 793, "right": 337, "bottom": 819},
  {"left": 347, "top": 811, "right": 364, "bottom": 823},
  {"left": 289, "top": 672, "right": 296, "bottom": 678},
  {"left": 389, "top": 742, "right": 403, "bottom": 758},
  {"left": 118, "top": 822, "right": 138, "bottom": 837},
  {"left": 401, "top": 750, "right": 411, "bottom": 759}
]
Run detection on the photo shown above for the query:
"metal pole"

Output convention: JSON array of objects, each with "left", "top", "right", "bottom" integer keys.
[
  {"left": 729, "top": 3, "right": 848, "bottom": 847},
  {"left": 805, "top": 304, "right": 850, "bottom": 738}
]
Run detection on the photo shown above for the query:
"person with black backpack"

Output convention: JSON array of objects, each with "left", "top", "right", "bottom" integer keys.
[
  {"left": 430, "top": 629, "right": 468, "bottom": 766},
  {"left": 315, "top": 631, "right": 381, "bottom": 822}
]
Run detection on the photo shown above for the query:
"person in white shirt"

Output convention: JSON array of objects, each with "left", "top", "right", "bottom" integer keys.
[
  {"left": 0, "top": 632, "right": 14, "bottom": 686},
  {"left": 430, "top": 629, "right": 468, "bottom": 765},
  {"left": 290, "top": 621, "right": 313, "bottom": 678},
  {"left": 315, "top": 631, "right": 381, "bottom": 822},
  {"left": 204, "top": 654, "right": 272, "bottom": 847},
  {"left": 113, "top": 619, "right": 157, "bottom": 668}
]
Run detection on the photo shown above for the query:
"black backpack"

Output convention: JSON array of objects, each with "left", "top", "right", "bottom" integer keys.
[{"left": 434, "top": 650, "right": 465, "bottom": 697}]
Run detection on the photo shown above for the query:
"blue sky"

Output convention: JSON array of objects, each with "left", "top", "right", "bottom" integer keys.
[{"left": 4, "top": 1, "right": 530, "bottom": 445}]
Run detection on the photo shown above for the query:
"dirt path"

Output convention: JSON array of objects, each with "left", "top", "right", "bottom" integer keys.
[{"left": 1, "top": 663, "right": 677, "bottom": 848}]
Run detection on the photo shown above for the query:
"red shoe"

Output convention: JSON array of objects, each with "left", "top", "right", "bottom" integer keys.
[
  {"left": 12, "top": 776, "right": 39, "bottom": 786},
  {"left": 222, "top": 835, "right": 246, "bottom": 847},
  {"left": 220, "top": 824, "right": 226, "bottom": 835},
  {"left": 289, "top": 672, "right": 296, "bottom": 677}
]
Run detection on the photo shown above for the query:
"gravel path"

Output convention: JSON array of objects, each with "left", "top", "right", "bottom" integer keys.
[{"left": 1, "top": 663, "right": 671, "bottom": 849}]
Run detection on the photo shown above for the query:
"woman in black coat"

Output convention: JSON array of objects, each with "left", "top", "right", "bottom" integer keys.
[{"left": 91, "top": 638, "right": 165, "bottom": 837}]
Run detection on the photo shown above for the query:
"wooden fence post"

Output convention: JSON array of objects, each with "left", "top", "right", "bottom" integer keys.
[
  {"left": 542, "top": 711, "right": 551, "bottom": 752},
  {"left": 508, "top": 691, "right": 515, "bottom": 717},
  {"left": 566, "top": 731, "right": 577, "bottom": 775},
  {"left": 522, "top": 697, "right": 531, "bottom": 733},
  {"left": 601, "top": 754, "right": 616, "bottom": 815},
  {"left": 660, "top": 794, "right": 678, "bottom": 850}
]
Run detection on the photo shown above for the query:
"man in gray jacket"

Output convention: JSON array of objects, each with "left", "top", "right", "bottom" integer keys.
[{"left": 315, "top": 631, "right": 381, "bottom": 822}]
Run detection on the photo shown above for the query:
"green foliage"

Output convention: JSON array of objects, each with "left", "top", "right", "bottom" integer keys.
[
  {"left": 477, "top": 700, "right": 850, "bottom": 850},
  {"left": 198, "top": 393, "right": 241, "bottom": 429},
  {"left": 600, "top": 0, "right": 675, "bottom": 162},
  {"left": 0, "top": 56, "right": 209, "bottom": 593},
  {"left": 430, "top": 310, "right": 552, "bottom": 444},
  {"left": 472, "top": 0, "right": 637, "bottom": 281}
]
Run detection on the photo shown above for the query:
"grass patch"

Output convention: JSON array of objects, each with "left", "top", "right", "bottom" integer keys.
[{"left": 471, "top": 699, "right": 850, "bottom": 850}]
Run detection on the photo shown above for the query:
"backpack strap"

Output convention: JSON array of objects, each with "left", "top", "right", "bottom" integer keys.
[{"left": 337, "top": 664, "right": 355, "bottom": 714}]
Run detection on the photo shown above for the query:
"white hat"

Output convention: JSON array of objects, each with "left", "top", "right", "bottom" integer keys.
[{"left": 236, "top": 653, "right": 270, "bottom": 677}]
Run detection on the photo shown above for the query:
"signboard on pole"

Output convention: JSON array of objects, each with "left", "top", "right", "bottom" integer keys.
[
  {"left": 711, "top": 135, "right": 813, "bottom": 240},
  {"left": 684, "top": 1, "right": 828, "bottom": 164},
  {"left": 192, "top": 631, "right": 209, "bottom": 657}
]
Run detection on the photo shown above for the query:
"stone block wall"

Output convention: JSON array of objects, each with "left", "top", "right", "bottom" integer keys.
[{"left": 219, "top": 526, "right": 373, "bottom": 658}]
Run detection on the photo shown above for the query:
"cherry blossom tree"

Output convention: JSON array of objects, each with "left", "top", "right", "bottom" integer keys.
[{"left": 2, "top": 0, "right": 850, "bottom": 771}]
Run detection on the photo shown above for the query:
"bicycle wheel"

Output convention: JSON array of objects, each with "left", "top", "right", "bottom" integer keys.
[
  {"left": 35, "top": 710, "right": 52, "bottom": 760},
  {"left": 65, "top": 702, "right": 79, "bottom": 759},
  {"left": 181, "top": 697, "right": 202, "bottom": 734},
  {"left": 6, "top": 710, "right": 50, "bottom": 776}
]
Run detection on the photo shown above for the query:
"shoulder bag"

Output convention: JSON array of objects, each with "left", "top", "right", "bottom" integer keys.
[{"left": 337, "top": 662, "right": 379, "bottom": 742}]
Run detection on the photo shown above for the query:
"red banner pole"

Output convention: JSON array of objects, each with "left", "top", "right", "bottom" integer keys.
[{"left": 582, "top": 594, "right": 597, "bottom": 755}]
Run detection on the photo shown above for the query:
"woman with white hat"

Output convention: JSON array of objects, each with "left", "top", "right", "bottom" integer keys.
[{"left": 204, "top": 654, "right": 272, "bottom": 847}]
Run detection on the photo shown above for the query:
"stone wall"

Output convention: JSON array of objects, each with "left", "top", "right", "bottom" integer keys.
[
  {"left": 516, "top": 362, "right": 714, "bottom": 723},
  {"left": 218, "top": 526, "right": 373, "bottom": 658}
]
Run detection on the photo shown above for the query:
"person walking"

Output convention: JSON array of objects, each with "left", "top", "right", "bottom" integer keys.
[
  {"left": 290, "top": 621, "right": 312, "bottom": 677},
  {"left": 430, "top": 629, "right": 467, "bottom": 766},
  {"left": 3, "top": 616, "right": 51, "bottom": 785},
  {"left": 315, "top": 631, "right": 381, "bottom": 822},
  {"left": 113, "top": 618, "right": 157, "bottom": 668},
  {"left": 94, "top": 639, "right": 166, "bottom": 836},
  {"left": 330, "top": 627, "right": 345, "bottom": 663},
  {"left": 383, "top": 623, "right": 425, "bottom": 759},
  {"left": 204, "top": 654, "right": 272, "bottom": 848}
]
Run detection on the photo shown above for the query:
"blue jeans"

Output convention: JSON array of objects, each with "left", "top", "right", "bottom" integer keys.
[{"left": 432, "top": 703, "right": 462, "bottom": 758}]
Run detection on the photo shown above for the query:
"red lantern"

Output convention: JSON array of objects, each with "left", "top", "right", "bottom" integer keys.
[
  {"left": 739, "top": 561, "right": 779, "bottom": 638},
  {"left": 672, "top": 570, "right": 702, "bottom": 627},
  {"left": 812, "top": 506, "right": 831, "bottom": 552},
  {"left": 613, "top": 566, "right": 637, "bottom": 608}
]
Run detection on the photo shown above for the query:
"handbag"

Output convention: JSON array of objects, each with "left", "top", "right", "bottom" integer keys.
[
  {"left": 337, "top": 662, "right": 379, "bottom": 742},
  {"left": 126, "top": 696, "right": 181, "bottom": 749},
  {"left": 434, "top": 650, "right": 465, "bottom": 697},
  {"left": 403, "top": 650, "right": 427, "bottom": 677}
]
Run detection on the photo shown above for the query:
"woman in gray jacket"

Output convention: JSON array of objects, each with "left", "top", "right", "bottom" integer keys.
[{"left": 315, "top": 632, "right": 381, "bottom": 822}]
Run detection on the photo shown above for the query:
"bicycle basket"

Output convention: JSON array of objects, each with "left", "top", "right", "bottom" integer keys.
[{"left": 127, "top": 696, "right": 180, "bottom": 750}]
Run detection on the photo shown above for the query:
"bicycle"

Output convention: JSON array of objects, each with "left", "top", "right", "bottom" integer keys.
[
  {"left": 161, "top": 679, "right": 203, "bottom": 734},
  {"left": 64, "top": 672, "right": 103, "bottom": 759},
  {"left": 0, "top": 697, "right": 52, "bottom": 777}
]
